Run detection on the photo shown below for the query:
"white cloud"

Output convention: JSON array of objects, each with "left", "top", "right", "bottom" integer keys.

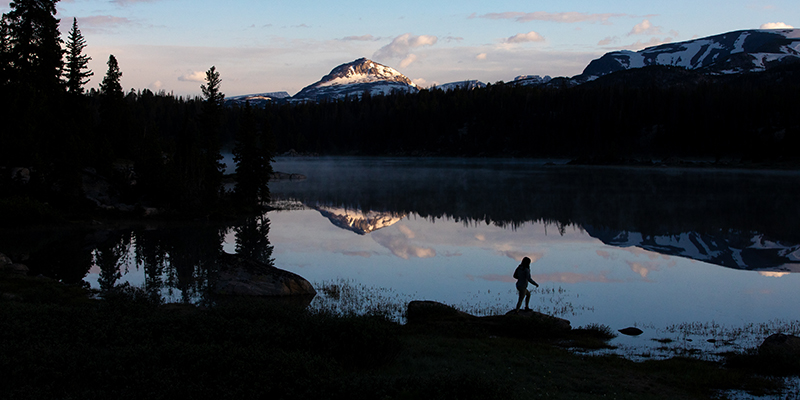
[
  {"left": 760, "top": 22, "right": 794, "bottom": 29},
  {"left": 621, "top": 37, "right": 673, "bottom": 50},
  {"left": 373, "top": 33, "right": 438, "bottom": 61},
  {"left": 399, "top": 54, "right": 418, "bottom": 68},
  {"left": 476, "top": 53, "right": 487, "bottom": 60},
  {"left": 178, "top": 71, "right": 207, "bottom": 82},
  {"left": 477, "top": 11, "right": 629, "bottom": 24},
  {"left": 504, "top": 31, "right": 545, "bottom": 44},
  {"left": 628, "top": 19, "right": 663, "bottom": 36}
]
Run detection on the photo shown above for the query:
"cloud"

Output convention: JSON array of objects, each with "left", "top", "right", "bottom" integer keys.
[
  {"left": 111, "top": 0, "right": 160, "bottom": 5},
  {"left": 373, "top": 33, "right": 438, "bottom": 61},
  {"left": 598, "top": 36, "right": 619, "bottom": 46},
  {"left": 178, "top": 71, "right": 207, "bottom": 82},
  {"left": 532, "top": 272, "right": 620, "bottom": 284},
  {"left": 628, "top": 19, "right": 663, "bottom": 36},
  {"left": 75, "top": 15, "right": 137, "bottom": 33},
  {"left": 500, "top": 251, "right": 543, "bottom": 263},
  {"left": 760, "top": 22, "right": 794, "bottom": 29},
  {"left": 399, "top": 54, "right": 418, "bottom": 68},
  {"left": 372, "top": 230, "right": 436, "bottom": 259},
  {"left": 340, "top": 34, "right": 378, "bottom": 41},
  {"left": 477, "top": 11, "right": 629, "bottom": 24},
  {"left": 759, "top": 271, "right": 790, "bottom": 277},
  {"left": 476, "top": 53, "right": 487, "bottom": 60},
  {"left": 504, "top": 31, "right": 545, "bottom": 43}
]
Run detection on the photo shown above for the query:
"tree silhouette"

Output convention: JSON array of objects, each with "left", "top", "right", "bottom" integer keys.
[
  {"left": 1, "top": 0, "right": 64, "bottom": 92},
  {"left": 99, "top": 54, "right": 123, "bottom": 100},
  {"left": 64, "top": 17, "right": 92, "bottom": 94}
]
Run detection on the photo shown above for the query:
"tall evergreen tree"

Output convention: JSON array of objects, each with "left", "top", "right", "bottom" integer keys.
[
  {"left": 64, "top": 17, "right": 91, "bottom": 94},
  {"left": 197, "top": 65, "right": 225, "bottom": 206},
  {"left": 2, "top": 0, "right": 64, "bottom": 92},
  {"left": 99, "top": 54, "right": 123, "bottom": 100}
]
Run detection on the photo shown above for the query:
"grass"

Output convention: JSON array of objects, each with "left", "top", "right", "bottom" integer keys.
[{"left": 0, "top": 272, "right": 794, "bottom": 399}]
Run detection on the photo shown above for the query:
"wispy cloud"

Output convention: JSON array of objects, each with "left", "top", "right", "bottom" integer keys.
[
  {"left": 760, "top": 22, "right": 794, "bottom": 29},
  {"left": 504, "top": 31, "right": 545, "bottom": 44},
  {"left": 340, "top": 34, "right": 378, "bottom": 41},
  {"left": 475, "top": 11, "right": 630, "bottom": 24},
  {"left": 74, "top": 15, "right": 137, "bottom": 33},
  {"left": 110, "top": 0, "right": 160, "bottom": 5}
]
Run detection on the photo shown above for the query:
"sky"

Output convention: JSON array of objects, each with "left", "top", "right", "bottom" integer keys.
[{"left": 3, "top": 0, "right": 797, "bottom": 97}]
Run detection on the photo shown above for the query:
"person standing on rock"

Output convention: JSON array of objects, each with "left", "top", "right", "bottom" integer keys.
[{"left": 514, "top": 256, "right": 539, "bottom": 313}]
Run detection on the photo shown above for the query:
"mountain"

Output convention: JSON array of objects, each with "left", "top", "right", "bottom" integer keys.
[
  {"left": 434, "top": 80, "right": 486, "bottom": 91},
  {"left": 511, "top": 75, "right": 553, "bottom": 86},
  {"left": 578, "top": 29, "right": 800, "bottom": 82},
  {"left": 224, "top": 91, "right": 291, "bottom": 107},
  {"left": 292, "top": 58, "right": 418, "bottom": 101},
  {"left": 584, "top": 226, "right": 800, "bottom": 273},
  {"left": 313, "top": 205, "right": 406, "bottom": 235}
]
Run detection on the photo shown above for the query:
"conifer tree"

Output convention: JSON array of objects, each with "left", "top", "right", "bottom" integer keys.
[
  {"left": 64, "top": 17, "right": 92, "bottom": 94},
  {"left": 99, "top": 54, "right": 123, "bottom": 100},
  {"left": 2, "top": 0, "right": 64, "bottom": 92}
]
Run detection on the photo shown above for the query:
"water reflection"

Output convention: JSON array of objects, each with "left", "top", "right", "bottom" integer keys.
[{"left": 270, "top": 157, "right": 800, "bottom": 272}]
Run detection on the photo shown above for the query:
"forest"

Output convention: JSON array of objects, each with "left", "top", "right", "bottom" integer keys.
[{"left": 2, "top": 0, "right": 800, "bottom": 221}]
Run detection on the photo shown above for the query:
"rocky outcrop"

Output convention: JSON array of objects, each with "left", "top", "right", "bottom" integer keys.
[
  {"left": 213, "top": 253, "right": 316, "bottom": 298},
  {"left": 759, "top": 333, "right": 800, "bottom": 358},
  {"left": 0, "top": 253, "right": 28, "bottom": 275},
  {"left": 406, "top": 300, "right": 571, "bottom": 338}
]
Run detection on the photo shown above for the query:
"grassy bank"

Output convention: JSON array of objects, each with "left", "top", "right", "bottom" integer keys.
[{"left": 0, "top": 272, "right": 790, "bottom": 400}]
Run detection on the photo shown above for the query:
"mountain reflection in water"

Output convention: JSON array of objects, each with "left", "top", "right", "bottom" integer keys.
[{"left": 271, "top": 157, "right": 800, "bottom": 273}]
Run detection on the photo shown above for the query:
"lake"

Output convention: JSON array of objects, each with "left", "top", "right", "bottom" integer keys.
[{"left": 5, "top": 156, "right": 800, "bottom": 357}]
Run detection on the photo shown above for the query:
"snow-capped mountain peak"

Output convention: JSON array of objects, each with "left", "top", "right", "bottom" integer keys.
[{"left": 293, "top": 58, "right": 419, "bottom": 101}]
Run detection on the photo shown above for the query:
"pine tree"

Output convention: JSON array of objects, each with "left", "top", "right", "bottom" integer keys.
[
  {"left": 99, "top": 54, "right": 123, "bottom": 100},
  {"left": 201, "top": 65, "right": 224, "bottom": 110},
  {"left": 2, "top": 0, "right": 64, "bottom": 92},
  {"left": 64, "top": 17, "right": 92, "bottom": 94},
  {"left": 233, "top": 102, "right": 272, "bottom": 208}
]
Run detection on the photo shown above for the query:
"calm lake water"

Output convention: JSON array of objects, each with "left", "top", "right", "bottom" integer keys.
[{"left": 5, "top": 156, "right": 800, "bottom": 357}]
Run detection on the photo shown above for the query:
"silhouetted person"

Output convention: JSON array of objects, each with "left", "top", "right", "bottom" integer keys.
[{"left": 514, "top": 256, "right": 539, "bottom": 313}]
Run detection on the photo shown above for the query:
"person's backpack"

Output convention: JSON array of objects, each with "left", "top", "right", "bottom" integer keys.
[{"left": 513, "top": 265, "right": 522, "bottom": 280}]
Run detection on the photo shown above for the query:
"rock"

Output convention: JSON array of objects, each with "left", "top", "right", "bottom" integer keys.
[
  {"left": 3, "top": 263, "right": 29, "bottom": 275},
  {"left": 213, "top": 253, "right": 316, "bottom": 298},
  {"left": 406, "top": 301, "right": 572, "bottom": 338},
  {"left": 10, "top": 167, "right": 30, "bottom": 184},
  {"left": 407, "top": 300, "right": 476, "bottom": 324},
  {"left": 0, "top": 253, "right": 11, "bottom": 268},
  {"left": 759, "top": 333, "right": 800, "bottom": 358},
  {"left": 502, "top": 309, "right": 573, "bottom": 332},
  {"left": 270, "top": 171, "right": 307, "bottom": 181},
  {"left": 618, "top": 327, "right": 644, "bottom": 336}
]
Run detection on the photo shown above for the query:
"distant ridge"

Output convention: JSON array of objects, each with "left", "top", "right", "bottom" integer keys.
[{"left": 577, "top": 29, "right": 800, "bottom": 82}]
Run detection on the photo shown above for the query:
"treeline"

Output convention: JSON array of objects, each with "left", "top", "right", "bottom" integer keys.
[
  {"left": 1, "top": 0, "right": 273, "bottom": 220},
  {"left": 264, "top": 64, "right": 800, "bottom": 160}
]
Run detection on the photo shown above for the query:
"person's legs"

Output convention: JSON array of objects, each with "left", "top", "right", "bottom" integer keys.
[
  {"left": 524, "top": 290, "right": 531, "bottom": 310},
  {"left": 515, "top": 289, "right": 525, "bottom": 311}
]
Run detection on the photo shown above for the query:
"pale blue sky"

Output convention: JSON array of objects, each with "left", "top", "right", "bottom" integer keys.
[{"left": 4, "top": 0, "right": 796, "bottom": 96}]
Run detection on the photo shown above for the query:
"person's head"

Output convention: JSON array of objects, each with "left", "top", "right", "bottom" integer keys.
[{"left": 521, "top": 256, "right": 531, "bottom": 267}]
